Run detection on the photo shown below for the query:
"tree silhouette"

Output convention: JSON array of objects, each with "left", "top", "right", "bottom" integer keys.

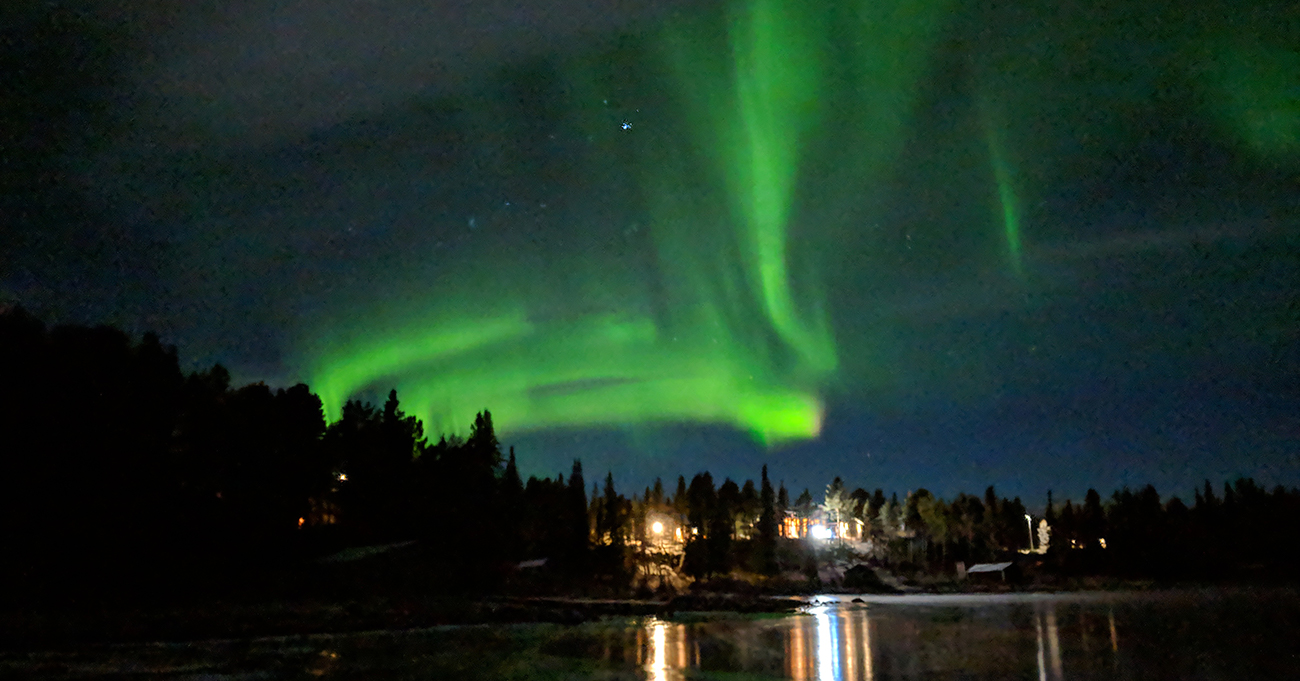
[
  {"left": 672, "top": 475, "right": 689, "bottom": 517},
  {"left": 682, "top": 472, "right": 715, "bottom": 578},
  {"left": 501, "top": 447, "right": 524, "bottom": 561},
  {"left": 711, "top": 478, "right": 738, "bottom": 575},
  {"left": 564, "top": 459, "right": 589, "bottom": 573},
  {"left": 594, "top": 471, "right": 628, "bottom": 578},
  {"left": 756, "top": 465, "right": 778, "bottom": 575},
  {"left": 215, "top": 382, "right": 328, "bottom": 545},
  {"left": 1081, "top": 488, "right": 1106, "bottom": 549}
]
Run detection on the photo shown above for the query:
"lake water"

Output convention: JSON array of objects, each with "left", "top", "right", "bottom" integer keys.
[{"left": 6, "top": 589, "right": 1299, "bottom": 679}]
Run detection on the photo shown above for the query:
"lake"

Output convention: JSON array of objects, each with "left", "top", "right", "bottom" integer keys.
[{"left": 6, "top": 589, "right": 1298, "bottom": 679}]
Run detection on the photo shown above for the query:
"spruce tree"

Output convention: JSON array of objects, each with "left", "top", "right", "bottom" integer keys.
[
  {"left": 757, "top": 465, "right": 778, "bottom": 575},
  {"left": 565, "top": 459, "right": 589, "bottom": 572}
]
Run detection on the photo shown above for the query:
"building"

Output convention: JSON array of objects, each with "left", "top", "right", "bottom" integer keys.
[{"left": 782, "top": 510, "right": 866, "bottom": 541}]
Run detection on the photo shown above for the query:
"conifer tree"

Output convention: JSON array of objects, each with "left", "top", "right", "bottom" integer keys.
[{"left": 757, "top": 465, "right": 778, "bottom": 575}]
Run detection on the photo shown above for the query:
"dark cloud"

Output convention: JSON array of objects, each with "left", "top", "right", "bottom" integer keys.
[{"left": 120, "top": 0, "right": 707, "bottom": 148}]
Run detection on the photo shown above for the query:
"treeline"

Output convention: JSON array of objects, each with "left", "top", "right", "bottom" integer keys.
[
  {"left": 623, "top": 478, "right": 1046, "bottom": 581},
  {"left": 800, "top": 479, "right": 1300, "bottom": 580},
  {"left": 1052, "top": 480, "right": 1300, "bottom": 579},
  {"left": 0, "top": 307, "right": 599, "bottom": 595},
  {"left": 2, "top": 307, "right": 1298, "bottom": 598},
  {"left": 629, "top": 469, "right": 784, "bottom": 581}
]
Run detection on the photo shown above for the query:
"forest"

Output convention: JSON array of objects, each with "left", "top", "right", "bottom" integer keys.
[{"left": 2, "top": 305, "right": 1298, "bottom": 604}]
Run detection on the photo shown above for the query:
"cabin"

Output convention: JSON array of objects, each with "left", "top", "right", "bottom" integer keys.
[{"left": 963, "top": 561, "right": 1018, "bottom": 582}]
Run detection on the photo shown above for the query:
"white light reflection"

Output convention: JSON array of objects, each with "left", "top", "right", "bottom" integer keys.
[
  {"left": 1047, "top": 608, "right": 1063, "bottom": 679},
  {"left": 1033, "top": 605, "right": 1065, "bottom": 681},
  {"left": 814, "top": 604, "right": 843, "bottom": 681},
  {"left": 644, "top": 618, "right": 685, "bottom": 681},
  {"left": 1035, "top": 606, "right": 1047, "bottom": 681},
  {"left": 794, "top": 601, "right": 878, "bottom": 681},
  {"left": 843, "top": 609, "right": 855, "bottom": 681},
  {"left": 862, "top": 608, "right": 874, "bottom": 681}
]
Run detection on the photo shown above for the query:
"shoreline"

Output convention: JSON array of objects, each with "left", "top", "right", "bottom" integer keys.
[{"left": 3, "top": 581, "right": 1295, "bottom": 652}]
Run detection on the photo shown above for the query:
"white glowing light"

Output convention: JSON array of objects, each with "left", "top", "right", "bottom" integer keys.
[
  {"left": 646, "top": 619, "right": 668, "bottom": 681},
  {"left": 652, "top": 521, "right": 664, "bottom": 535},
  {"left": 810, "top": 525, "right": 833, "bottom": 540},
  {"left": 815, "top": 605, "right": 841, "bottom": 681}
]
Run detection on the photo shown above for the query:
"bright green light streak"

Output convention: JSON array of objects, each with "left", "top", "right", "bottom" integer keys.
[
  {"left": 310, "top": 307, "right": 822, "bottom": 444},
  {"left": 310, "top": 312, "right": 532, "bottom": 421},
  {"left": 727, "top": 0, "right": 837, "bottom": 376},
  {"left": 980, "top": 99, "right": 1025, "bottom": 276},
  {"left": 403, "top": 349, "right": 822, "bottom": 446},
  {"left": 301, "top": 0, "right": 953, "bottom": 446}
]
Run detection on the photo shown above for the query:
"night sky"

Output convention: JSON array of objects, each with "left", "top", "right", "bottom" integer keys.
[{"left": 4, "top": 0, "right": 1298, "bottom": 503}]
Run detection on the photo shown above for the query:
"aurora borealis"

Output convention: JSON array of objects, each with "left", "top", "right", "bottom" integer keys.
[
  {"left": 3, "top": 0, "right": 1298, "bottom": 497},
  {"left": 307, "top": 0, "right": 855, "bottom": 443},
  {"left": 302, "top": 0, "right": 959, "bottom": 442}
]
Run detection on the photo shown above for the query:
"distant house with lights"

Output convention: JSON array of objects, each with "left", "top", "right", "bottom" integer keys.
[
  {"left": 782, "top": 512, "right": 811, "bottom": 539},
  {"left": 781, "top": 509, "right": 865, "bottom": 541},
  {"left": 639, "top": 512, "right": 687, "bottom": 554},
  {"left": 633, "top": 512, "right": 688, "bottom": 582}
]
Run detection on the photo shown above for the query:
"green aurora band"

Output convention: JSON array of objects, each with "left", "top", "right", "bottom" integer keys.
[
  {"left": 303, "top": 0, "right": 954, "bottom": 444},
  {"left": 979, "top": 98, "right": 1025, "bottom": 277},
  {"left": 726, "top": 0, "right": 836, "bottom": 376}
]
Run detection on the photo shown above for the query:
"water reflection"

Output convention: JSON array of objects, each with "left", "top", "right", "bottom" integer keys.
[
  {"left": 1047, "top": 607, "right": 1063, "bottom": 680},
  {"left": 13, "top": 591, "right": 1295, "bottom": 680},
  {"left": 783, "top": 602, "right": 877, "bottom": 681},
  {"left": 1109, "top": 606, "right": 1120, "bottom": 672},
  {"left": 1034, "top": 604, "right": 1065, "bottom": 681},
  {"left": 1035, "top": 605, "right": 1047, "bottom": 681},
  {"left": 643, "top": 618, "right": 689, "bottom": 681},
  {"left": 1109, "top": 607, "right": 1119, "bottom": 654},
  {"left": 815, "top": 605, "right": 838, "bottom": 681},
  {"left": 638, "top": 595, "right": 1139, "bottom": 681},
  {"left": 788, "top": 612, "right": 809, "bottom": 680}
]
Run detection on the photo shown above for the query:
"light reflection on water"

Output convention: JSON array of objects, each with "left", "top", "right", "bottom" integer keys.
[
  {"left": 637, "top": 595, "right": 1140, "bottom": 681},
  {"left": 643, "top": 618, "right": 688, "bottom": 681},
  {"left": 8, "top": 590, "right": 1299, "bottom": 680}
]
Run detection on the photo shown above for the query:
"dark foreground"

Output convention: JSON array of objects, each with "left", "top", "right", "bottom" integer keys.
[{"left": 4, "top": 588, "right": 1298, "bottom": 680}]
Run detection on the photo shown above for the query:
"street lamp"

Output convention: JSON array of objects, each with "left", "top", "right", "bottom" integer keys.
[
  {"left": 1024, "top": 513, "right": 1035, "bottom": 552},
  {"left": 651, "top": 521, "right": 664, "bottom": 535}
]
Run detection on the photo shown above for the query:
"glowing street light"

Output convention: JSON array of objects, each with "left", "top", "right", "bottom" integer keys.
[
  {"left": 1024, "top": 513, "right": 1035, "bottom": 552},
  {"left": 652, "top": 520, "right": 664, "bottom": 535},
  {"left": 810, "top": 524, "right": 833, "bottom": 540}
]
